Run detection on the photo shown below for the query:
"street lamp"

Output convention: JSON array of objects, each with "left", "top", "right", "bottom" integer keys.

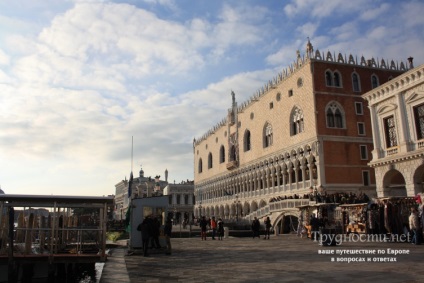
[
  {"left": 198, "top": 201, "right": 202, "bottom": 218},
  {"left": 311, "top": 179, "right": 318, "bottom": 204},
  {"left": 173, "top": 205, "right": 177, "bottom": 226},
  {"left": 234, "top": 195, "right": 240, "bottom": 222}
]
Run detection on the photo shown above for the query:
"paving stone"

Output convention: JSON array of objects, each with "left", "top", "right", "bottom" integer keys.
[{"left": 101, "top": 235, "right": 424, "bottom": 283}]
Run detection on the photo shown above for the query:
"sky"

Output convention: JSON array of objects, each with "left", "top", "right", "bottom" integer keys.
[{"left": 0, "top": 0, "right": 423, "bottom": 197}]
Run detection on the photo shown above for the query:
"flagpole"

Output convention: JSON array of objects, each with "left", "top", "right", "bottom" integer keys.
[{"left": 128, "top": 136, "right": 134, "bottom": 198}]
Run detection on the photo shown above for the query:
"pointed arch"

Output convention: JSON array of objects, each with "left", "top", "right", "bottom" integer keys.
[
  {"left": 326, "top": 101, "right": 345, "bottom": 128},
  {"left": 220, "top": 145, "right": 225, "bottom": 163},
  {"left": 198, "top": 158, "right": 203, "bottom": 173},
  {"left": 229, "top": 145, "right": 236, "bottom": 161},
  {"left": 290, "top": 106, "right": 304, "bottom": 136},
  {"left": 371, "top": 74, "right": 379, "bottom": 89},
  {"left": 352, "top": 72, "right": 361, "bottom": 92},
  {"left": 263, "top": 122, "right": 273, "bottom": 148},
  {"left": 244, "top": 129, "right": 251, "bottom": 152},
  {"left": 325, "top": 70, "right": 333, "bottom": 86},
  {"left": 208, "top": 152, "right": 213, "bottom": 169},
  {"left": 333, "top": 70, "right": 342, "bottom": 87}
]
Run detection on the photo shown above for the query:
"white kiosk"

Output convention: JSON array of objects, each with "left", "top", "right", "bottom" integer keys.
[{"left": 129, "top": 196, "right": 169, "bottom": 250}]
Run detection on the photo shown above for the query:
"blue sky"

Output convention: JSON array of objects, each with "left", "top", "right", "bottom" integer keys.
[{"left": 0, "top": 0, "right": 423, "bottom": 196}]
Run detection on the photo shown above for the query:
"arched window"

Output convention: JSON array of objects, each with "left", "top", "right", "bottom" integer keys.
[
  {"left": 327, "top": 108, "right": 335, "bottom": 127},
  {"left": 229, "top": 145, "right": 236, "bottom": 161},
  {"left": 244, "top": 130, "right": 251, "bottom": 152},
  {"left": 291, "top": 106, "right": 304, "bottom": 136},
  {"left": 198, "top": 158, "right": 203, "bottom": 173},
  {"left": 208, "top": 153, "right": 213, "bottom": 169},
  {"left": 220, "top": 145, "right": 225, "bottom": 163},
  {"left": 325, "top": 71, "right": 333, "bottom": 86},
  {"left": 326, "top": 102, "right": 345, "bottom": 128},
  {"left": 352, "top": 73, "right": 360, "bottom": 92},
  {"left": 371, "top": 74, "right": 379, "bottom": 89},
  {"left": 333, "top": 71, "right": 341, "bottom": 87},
  {"left": 263, "top": 123, "right": 273, "bottom": 148}
]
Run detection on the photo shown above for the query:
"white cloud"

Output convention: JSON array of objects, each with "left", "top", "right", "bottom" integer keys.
[
  {"left": 1, "top": 0, "right": 424, "bottom": 196},
  {"left": 0, "top": 48, "right": 9, "bottom": 65},
  {"left": 284, "top": 0, "right": 371, "bottom": 19},
  {"left": 296, "top": 22, "right": 319, "bottom": 38},
  {"left": 360, "top": 3, "right": 390, "bottom": 21},
  {"left": 265, "top": 39, "right": 305, "bottom": 67}
]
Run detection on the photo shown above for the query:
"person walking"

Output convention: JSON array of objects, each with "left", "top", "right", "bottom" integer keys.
[
  {"left": 409, "top": 207, "right": 421, "bottom": 245},
  {"left": 150, "top": 216, "right": 162, "bottom": 249},
  {"left": 264, "top": 216, "right": 271, "bottom": 239},
  {"left": 137, "top": 216, "right": 151, "bottom": 257},
  {"left": 297, "top": 214, "right": 304, "bottom": 237},
  {"left": 217, "top": 218, "right": 224, "bottom": 240},
  {"left": 210, "top": 216, "right": 217, "bottom": 240},
  {"left": 251, "top": 217, "right": 260, "bottom": 239},
  {"left": 310, "top": 214, "right": 319, "bottom": 241},
  {"left": 164, "top": 216, "right": 173, "bottom": 255},
  {"left": 199, "top": 216, "right": 208, "bottom": 240}
]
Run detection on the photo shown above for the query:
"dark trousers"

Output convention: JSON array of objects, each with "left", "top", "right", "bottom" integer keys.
[
  {"left": 412, "top": 229, "right": 422, "bottom": 245},
  {"left": 150, "top": 236, "right": 161, "bottom": 248},
  {"left": 142, "top": 237, "right": 149, "bottom": 256},
  {"left": 264, "top": 229, "right": 270, "bottom": 238}
]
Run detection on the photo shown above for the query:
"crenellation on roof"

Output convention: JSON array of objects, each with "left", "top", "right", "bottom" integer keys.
[{"left": 194, "top": 42, "right": 409, "bottom": 146}]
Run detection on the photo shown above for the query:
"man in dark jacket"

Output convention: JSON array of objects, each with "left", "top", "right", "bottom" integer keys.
[
  {"left": 150, "top": 216, "right": 162, "bottom": 249},
  {"left": 252, "top": 217, "right": 260, "bottom": 239},
  {"left": 164, "top": 216, "right": 173, "bottom": 255},
  {"left": 199, "top": 216, "right": 208, "bottom": 240},
  {"left": 137, "top": 217, "right": 152, "bottom": 256}
]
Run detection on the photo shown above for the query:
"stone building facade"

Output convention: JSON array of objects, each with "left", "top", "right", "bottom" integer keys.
[
  {"left": 362, "top": 62, "right": 424, "bottom": 197},
  {"left": 193, "top": 40, "right": 409, "bottom": 228},
  {"left": 113, "top": 165, "right": 169, "bottom": 220},
  {"left": 163, "top": 182, "right": 195, "bottom": 224}
]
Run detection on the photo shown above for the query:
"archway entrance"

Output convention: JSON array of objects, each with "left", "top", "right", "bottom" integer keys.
[
  {"left": 383, "top": 169, "right": 406, "bottom": 196},
  {"left": 413, "top": 164, "right": 424, "bottom": 194},
  {"left": 276, "top": 215, "right": 299, "bottom": 234}
]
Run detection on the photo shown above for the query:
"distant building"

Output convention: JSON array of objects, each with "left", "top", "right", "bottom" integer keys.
[
  {"left": 113, "top": 165, "right": 169, "bottom": 220},
  {"left": 163, "top": 181, "right": 195, "bottom": 224},
  {"left": 193, "top": 40, "right": 409, "bottom": 226},
  {"left": 362, "top": 61, "right": 424, "bottom": 197}
]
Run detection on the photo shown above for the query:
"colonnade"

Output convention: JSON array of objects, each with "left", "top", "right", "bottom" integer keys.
[{"left": 195, "top": 142, "right": 321, "bottom": 219}]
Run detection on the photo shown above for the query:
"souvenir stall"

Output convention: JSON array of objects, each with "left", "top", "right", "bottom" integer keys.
[
  {"left": 374, "top": 196, "right": 416, "bottom": 237},
  {"left": 338, "top": 203, "right": 368, "bottom": 234},
  {"left": 297, "top": 203, "right": 340, "bottom": 239}
]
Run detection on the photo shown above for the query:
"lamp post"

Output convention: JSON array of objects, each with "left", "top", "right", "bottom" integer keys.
[
  {"left": 173, "top": 205, "right": 177, "bottom": 226},
  {"left": 313, "top": 180, "right": 318, "bottom": 204},
  {"left": 234, "top": 195, "right": 240, "bottom": 222}
]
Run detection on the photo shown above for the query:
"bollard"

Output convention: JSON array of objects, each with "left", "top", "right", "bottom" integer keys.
[{"left": 224, "top": 227, "right": 229, "bottom": 239}]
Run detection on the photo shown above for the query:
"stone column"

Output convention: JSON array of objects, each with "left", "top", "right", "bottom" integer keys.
[{"left": 395, "top": 92, "right": 413, "bottom": 153}]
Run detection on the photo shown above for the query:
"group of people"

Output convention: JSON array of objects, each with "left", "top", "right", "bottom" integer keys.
[
  {"left": 137, "top": 214, "right": 172, "bottom": 256},
  {"left": 251, "top": 216, "right": 272, "bottom": 239},
  {"left": 198, "top": 216, "right": 225, "bottom": 240},
  {"left": 269, "top": 192, "right": 371, "bottom": 205}
]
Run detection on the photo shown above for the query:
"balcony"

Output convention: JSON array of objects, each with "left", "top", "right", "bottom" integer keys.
[
  {"left": 386, "top": 146, "right": 399, "bottom": 156},
  {"left": 226, "top": 160, "right": 238, "bottom": 170},
  {"left": 417, "top": 139, "right": 424, "bottom": 149}
]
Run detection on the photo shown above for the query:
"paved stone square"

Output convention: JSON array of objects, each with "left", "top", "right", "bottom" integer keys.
[{"left": 103, "top": 234, "right": 424, "bottom": 283}]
